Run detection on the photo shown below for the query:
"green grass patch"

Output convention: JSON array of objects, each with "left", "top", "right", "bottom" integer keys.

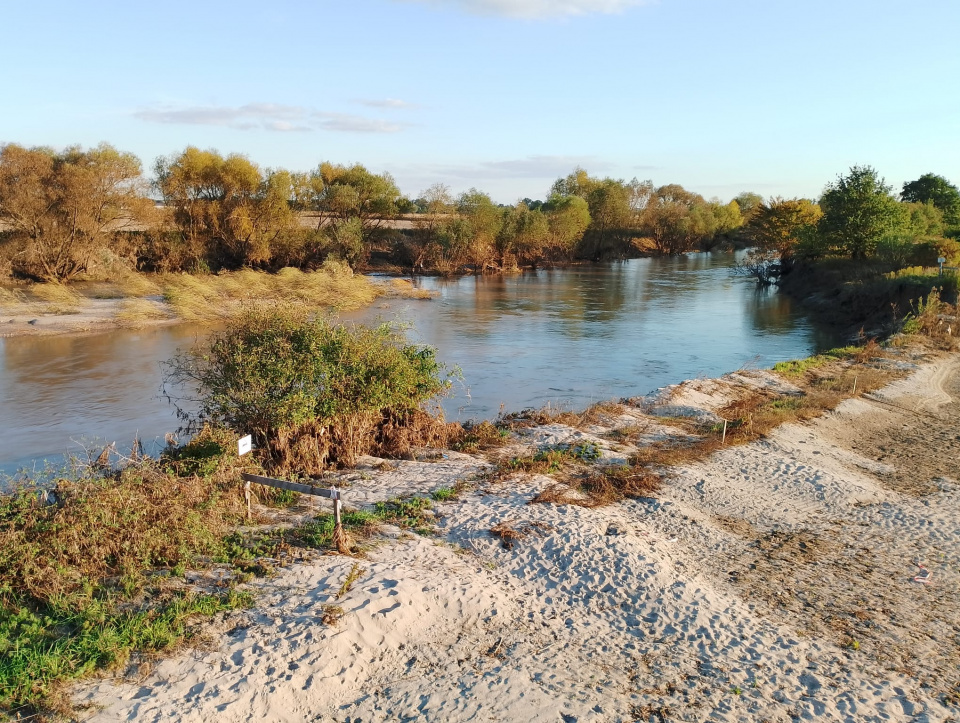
[
  {"left": 0, "top": 590, "right": 250, "bottom": 714},
  {"left": 430, "top": 486, "right": 456, "bottom": 502},
  {"left": 772, "top": 346, "right": 862, "bottom": 376}
]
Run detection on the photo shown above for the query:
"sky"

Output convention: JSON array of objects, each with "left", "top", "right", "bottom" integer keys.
[{"left": 3, "top": 0, "right": 959, "bottom": 204}]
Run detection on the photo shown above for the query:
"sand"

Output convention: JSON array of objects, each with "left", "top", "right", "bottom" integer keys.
[{"left": 73, "top": 351, "right": 960, "bottom": 722}]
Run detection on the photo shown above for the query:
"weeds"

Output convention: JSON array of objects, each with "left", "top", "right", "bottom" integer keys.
[
  {"left": 902, "top": 289, "right": 958, "bottom": 348},
  {"left": 319, "top": 605, "right": 345, "bottom": 625},
  {"left": 337, "top": 563, "right": 365, "bottom": 598},
  {"left": 452, "top": 420, "right": 510, "bottom": 453},
  {"left": 431, "top": 486, "right": 456, "bottom": 502},
  {"left": 489, "top": 520, "right": 553, "bottom": 550}
]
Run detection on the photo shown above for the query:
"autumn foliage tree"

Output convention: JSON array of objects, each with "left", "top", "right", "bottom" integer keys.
[
  {"left": 154, "top": 147, "right": 310, "bottom": 270},
  {"left": 744, "top": 198, "right": 823, "bottom": 260},
  {"left": 0, "top": 143, "right": 145, "bottom": 281}
]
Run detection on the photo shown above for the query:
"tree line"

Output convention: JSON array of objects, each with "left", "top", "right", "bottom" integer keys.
[
  {"left": 0, "top": 142, "right": 957, "bottom": 283},
  {"left": 740, "top": 167, "right": 960, "bottom": 282}
]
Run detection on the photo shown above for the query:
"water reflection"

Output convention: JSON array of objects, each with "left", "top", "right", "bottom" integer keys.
[{"left": 1, "top": 253, "right": 842, "bottom": 474}]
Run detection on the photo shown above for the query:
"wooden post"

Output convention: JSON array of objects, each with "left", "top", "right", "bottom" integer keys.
[
  {"left": 244, "top": 480, "right": 251, "bottom": 521},
  {"left": 331, "top": 487, "right": 349, "bottom": 554},
  {"left": 721, "top": 419, "right": 727, "bottom": 445},
  {"left": 852, "top": 375, "right": 858, "bottom": 395}
]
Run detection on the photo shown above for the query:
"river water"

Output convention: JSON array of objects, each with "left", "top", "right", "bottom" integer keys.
[{"left": 1, "top": 253, "right": 840, "bottom": 475}]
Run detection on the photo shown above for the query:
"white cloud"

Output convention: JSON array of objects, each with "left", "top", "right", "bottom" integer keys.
[
  {"left": 135, "top": 103, "right": 405, "bottom": 134},
  {"left": 314, "top": 112, "right": 407, "bottom": 133},
  {"left": 394, "top": 0, "right": 652, "bottom": 19},
  {"left": 356, "top": 98, "right": 417, "bottom": 109},
  {"left": 428, "top": 155, "right": 614, "bottom": 179}
]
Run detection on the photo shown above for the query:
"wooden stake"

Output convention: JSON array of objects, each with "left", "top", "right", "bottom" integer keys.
[
  {"left": 244, "top": 480, "right": 251, "bottom": 521},
  {"left": 722, "top": 419, "right": 727, "bottom": 445},
  {"left": 853, "top": 375, "right": 858, "bottom": 395},
  {"left": 332, "top": 489, "right": 350, "bottom": 554}
]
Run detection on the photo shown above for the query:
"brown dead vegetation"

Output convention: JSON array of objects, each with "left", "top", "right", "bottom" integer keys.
[{"left": 489, "top": 520, "right": 554, "bottom": 550}]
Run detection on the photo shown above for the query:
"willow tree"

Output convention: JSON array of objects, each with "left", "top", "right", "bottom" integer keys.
[
  {"left": 309, "top": 163, "right": 402, "bottom": 262},
  {"left": 155, "top": 147, "right": 303, "bottom": 269},
  {"left": 744, "top": 198, "right": 823, "bottom": 260},
  {"left": 549, "top": 168, "right": 642, "bottom": 259},
  {"left": 0, "top": 143, "right": 145, "bottom": 281},
  {"left": 457, "top": 189, "right": 502, "bottom": 270},
  {"left": 544, "top": 194, "right": 591, "bottom": 259}
]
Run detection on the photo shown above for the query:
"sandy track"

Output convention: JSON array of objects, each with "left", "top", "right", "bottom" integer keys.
[{"left": 75, "top": 352, "right": 960, "bottom": 722}]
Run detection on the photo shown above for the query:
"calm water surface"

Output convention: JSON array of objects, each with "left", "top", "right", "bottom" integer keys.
[{"left": 1, "top": 253, "right": 840, "bottom": 475}]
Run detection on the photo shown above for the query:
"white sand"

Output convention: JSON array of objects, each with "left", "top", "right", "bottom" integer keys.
[{"left": 74, "top": 354, "right": 960, "bottom": 722}]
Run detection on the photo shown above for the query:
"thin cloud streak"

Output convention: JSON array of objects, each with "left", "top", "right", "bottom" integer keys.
[
  {"left": 421, "top": 155, "right": 616, "bottom": 180},
  {"left": 135, "top": 103, "right": 406, "bottom": 134},
  {"left": 355, "top": 98, "right": 418, "bottom": 109},
  {"left": 394, "top": 0, "right": 653, "bottom": 19}
]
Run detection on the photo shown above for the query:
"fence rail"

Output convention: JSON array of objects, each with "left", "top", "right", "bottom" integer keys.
[{"left": 240, "top": 473, "right": 345, "bottom": 547}]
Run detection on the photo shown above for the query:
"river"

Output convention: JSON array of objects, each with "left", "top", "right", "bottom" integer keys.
[{"left": 0, "top": 253, "right": 840, "bottom": 476}]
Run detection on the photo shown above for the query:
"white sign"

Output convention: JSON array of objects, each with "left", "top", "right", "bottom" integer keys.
[
  {"left": 238, "top": 435, "right": 253, "bottom": 456},
  {"left": 938, "top": 257, "right": 947, "bottom": 264}
]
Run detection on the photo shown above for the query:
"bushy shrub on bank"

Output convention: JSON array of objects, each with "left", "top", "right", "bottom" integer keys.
[{"left": 165, "top": 305, "right": 459, "bottom": 472}]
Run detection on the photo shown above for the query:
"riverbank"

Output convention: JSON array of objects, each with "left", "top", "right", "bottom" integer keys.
[{"left": 71, "top": 344, "right": 960, "bottom": 722}]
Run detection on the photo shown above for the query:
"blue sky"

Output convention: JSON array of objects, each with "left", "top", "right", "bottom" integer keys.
[{"left": 3, "top": 0, "right": 958, "bottom": 203}]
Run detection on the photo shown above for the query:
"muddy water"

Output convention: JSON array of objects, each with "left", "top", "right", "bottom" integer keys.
[{"left": 0, "top": 253, "right": 840, "bottom": 475}]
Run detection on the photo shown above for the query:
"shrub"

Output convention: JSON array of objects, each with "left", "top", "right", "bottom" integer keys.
[{"left": 165, "top": 305, "right": 455, "bottom": 471}]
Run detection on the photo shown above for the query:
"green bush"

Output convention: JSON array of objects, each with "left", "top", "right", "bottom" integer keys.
[{"left": 165, "top": 304, "right": 454, "bottom": 470}]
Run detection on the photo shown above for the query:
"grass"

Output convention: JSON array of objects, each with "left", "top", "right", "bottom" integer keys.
[
  {"left": 28, "top": 283, "right": 83, "bottom": 314},
  {"left": 513, "top": 341, "right": 907, "bottom": 509},
  {"left": 0, "top": 427, "right": 268, "bottom": 716},
  {"left": 0, "top": 589, "right": 251, "bottom": 716},
  {"left": 160, "top": 264, "right": 382, "bottom": 322},
  {"left": 116, "top": 298, "right": 172, "bottom": 326},
  {"left": 451, "top": 420, "right": 510, "bottom": 453},
  {"left": 771, "top": 344, "right": 869, "bottom": 376},
  {"left": 337, "top": 563, "right": 365, "bottom": 598}
]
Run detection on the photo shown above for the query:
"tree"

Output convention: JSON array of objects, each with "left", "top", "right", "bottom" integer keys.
[
  {"left": 549, "top": 168, "right": 642, "bottom": 258},
  {"left": 901, "top": 173, "right": 960, "bottom": 226},
  {"left": 818, "top": 166, "right": 904, "bottom": 258},
  {"left": 496, "top": 203, "right": 549, "bottom": 267},
  {"left": 457, "top": 189, "right": 502, "bottom": 269},
  {"left": 155, "top": 147, "right": 300, "bottom": 269},
  {"left": 310, "top": 163, "right": 402, "bottom": 255},
  {"left": 407, "top": 183, "right": 454, "bottom": 271},
  {"left": 0, "top": 143, "right": 145, "bottom": 281},
  {"left": 639, "top": 184, "right": 709, "bottom": 254},
  {"left": 543, "top": 195, "right": 591, "bottom": 259},
  {"left": 744, "top": 197, "right": 823, "bottom": 259},
  {"left": 732, "top": 192, "right": 764, "bottom": 222}
]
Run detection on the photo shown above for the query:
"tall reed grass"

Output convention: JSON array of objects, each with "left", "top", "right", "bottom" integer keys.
[{"left": 161, "top": 264, "right": 381, "bottom": 321}]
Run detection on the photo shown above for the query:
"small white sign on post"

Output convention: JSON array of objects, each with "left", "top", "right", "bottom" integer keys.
[{"left": 238, "top": 435, "right": 253, "bottom": 456}]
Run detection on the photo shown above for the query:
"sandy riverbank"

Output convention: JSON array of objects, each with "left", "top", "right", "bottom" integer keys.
[{"left": 73, "top": 350, "right": 960, "bottom": 722}]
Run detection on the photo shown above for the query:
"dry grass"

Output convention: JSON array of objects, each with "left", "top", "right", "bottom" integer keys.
[
  {"left": 161, "top": 265, "right": 382, "bottom": 322},
  {"left": 24, "top": 283, "right": 84, "bottom": 314},
  {"left": 452, "top": 420, "right": 510, "bottom": 453},
  {"left": 386, "top": 278, "right": 437, "bottom": 299},
  {"left": 489, "top": 520, "right": 553, "bottom": 550},
  {"left": 116, "top": 298, "right": 172, "bottom": 326},
  {"left": 115, "top": 271, "right": 161, "bottom": 298}
]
